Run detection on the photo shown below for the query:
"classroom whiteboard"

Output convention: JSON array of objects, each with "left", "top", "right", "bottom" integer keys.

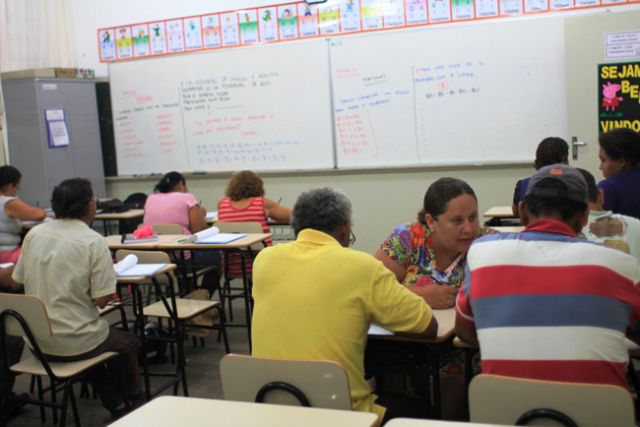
[
  {"left": 330, "top": 18, "right": 568, "bottom": 168},
  {"left": 109, "top": 40, "right": 334, "bottom": 175}
]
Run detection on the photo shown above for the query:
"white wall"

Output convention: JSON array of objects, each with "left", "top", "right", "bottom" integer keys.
[
  {"left": 66, "top": 0, "right": 638, "bottom": 253},
  {"left": 0, "top": 83, "right": 6, "bottom": 165}
]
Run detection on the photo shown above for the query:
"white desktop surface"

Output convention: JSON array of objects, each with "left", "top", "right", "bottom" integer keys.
[
  {"left": 109, "top": 396, "right": 379, "bottom": 427},
  {"left": 386, "top": 419, "right": 511, "bottom": 426}
]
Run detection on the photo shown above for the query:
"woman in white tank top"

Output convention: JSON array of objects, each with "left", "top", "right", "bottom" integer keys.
[{"left": 0, "top": 165, "right": 47, "bottom": 264}]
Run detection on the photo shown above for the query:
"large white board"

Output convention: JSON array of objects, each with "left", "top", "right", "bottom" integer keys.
[
  {"left": 110, "top": 18, "right": 569, "bottom": 174},
  {"left": 330, "top": 18, "right": 568, "bottom": 168},
  {"left": 110, "top": 40, "right": 334, "bottom": 175}
]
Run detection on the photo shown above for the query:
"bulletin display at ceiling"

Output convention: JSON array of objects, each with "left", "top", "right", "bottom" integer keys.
[{"left": 97, "top": 0, "right": 638, "bottom": 63}]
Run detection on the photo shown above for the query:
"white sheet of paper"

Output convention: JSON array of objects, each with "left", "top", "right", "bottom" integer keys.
[
  {"left": 194, "top": 226, "right": 220, "bottom": 240},
  {"left": 368, "top": 324, "right": 394, "bottom": 335},
  {"left": 48, "top": 120, "right": 70, "bottom": 147},
  {"left": 116, "top": 263, "right": 166, "bottom": 277},
  {"left": 114, "top": 254, "right": 138, "bottom": 274},
  {"left": 196, "top": 233, "right": 246, "bottom": 244}
]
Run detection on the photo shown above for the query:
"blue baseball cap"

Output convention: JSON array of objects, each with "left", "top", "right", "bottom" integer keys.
[{"left": 525, "top": 164, "right": 588, "bottom": 204}]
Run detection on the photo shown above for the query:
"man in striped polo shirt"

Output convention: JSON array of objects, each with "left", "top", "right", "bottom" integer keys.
[{"left": 455, "top": 164, "right": 640, "bottom": 388}]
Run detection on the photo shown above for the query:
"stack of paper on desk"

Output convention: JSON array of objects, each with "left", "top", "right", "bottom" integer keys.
[
  {"left": 178, "top": 226, "right": 246, "bottom": 244},
  {"left": 122, "top": 232, "right": 158, "bottom": 244},
  {"left": 114, "top": 254, "right": 166, "bottom": 277}
]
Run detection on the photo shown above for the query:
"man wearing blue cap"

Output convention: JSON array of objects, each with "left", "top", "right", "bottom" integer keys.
[{"left": 455, "top": 164, "right": 640, "bottom": 388}]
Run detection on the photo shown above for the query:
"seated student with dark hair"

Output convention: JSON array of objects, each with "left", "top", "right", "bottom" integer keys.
[
  {"left": 577, "top": 168, "right": 640, "bottom": 261},
  {"left": 597, "top": 128, "right": 640, "bottom": 219},
  {"left": 251, "top": 188, "right": 437, "bottom": 423},
  {"left": 144, "top": 171, "right": 220, "bottom": 291},
  {"left": 376, "top": 177, "right": 491, "bottom": 309},
  {"left": 0, "top": 165, "right": 47, "bottom": 265},
  {"left": 456, "top": 164, "right": 640, "bottom": 388},
  {"left": 144, "top": 171, "right": 207, "bottom": 235},
  {"left": 512, "top": 137, "right": 569, "bottom": 216},
  {"left": 12, "top": 178, "right": 142, "bottom": 418}
]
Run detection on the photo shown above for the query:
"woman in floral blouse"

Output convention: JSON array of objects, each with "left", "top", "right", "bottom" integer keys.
[{"left": 375, "top": 177, "right": 492, "bottom": 309}]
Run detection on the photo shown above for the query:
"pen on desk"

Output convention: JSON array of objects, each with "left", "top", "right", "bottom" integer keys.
[{"left": 177, "top": 235, "right": 197, "bottom": 244}]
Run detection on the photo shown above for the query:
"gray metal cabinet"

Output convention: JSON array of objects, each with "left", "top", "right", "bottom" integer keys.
[{"left": 1, "top": 77, "right": 106, "bottom": 208}]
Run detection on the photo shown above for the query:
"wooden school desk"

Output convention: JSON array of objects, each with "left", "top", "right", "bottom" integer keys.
[
  {"left": 109, "top": 396, "right": 379, "bottom": 427},
  {"left": 482, "top": 206, "right": 515, "bottom": 219},
  {"left": 386, "top": 418, "right": 509, "bottom": 426},
  {"left": 267, "top": 220, "right": 295, "bottom": 242},
  {"left": 95, "top": 208, "right": 144, "bottom": 235},
  {"left": 490, "top": 226, "right": 524, "bottom": 233},
  {"left": 207, "top": 214, "right": 294, "bottom": 243},
  {"left": 106, "top": 232, "right": 272, "bottom": 348},
  {"left": 483, "top": 206, "right": 518, "bottom": 226},
  {"left": 368, "top": 308, "right": 456, "bottom": 419},
  {"left": 105, "top": 233, "right": 271, "bottom": 251},
  {"left": 157, "top": 233, "right": 271, "bottom": 346},
  {"left": 116, "top": 264, "right": 181, "bottom": 400}
]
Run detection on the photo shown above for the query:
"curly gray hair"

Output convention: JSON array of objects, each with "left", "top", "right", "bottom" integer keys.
[{"left": 291, "top": 188, "right": 352, "bottom": 236}]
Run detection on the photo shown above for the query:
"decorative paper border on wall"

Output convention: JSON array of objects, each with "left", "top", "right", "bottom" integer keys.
[{"left": 97, "top": 0, "right": 638, "bottom": 62}]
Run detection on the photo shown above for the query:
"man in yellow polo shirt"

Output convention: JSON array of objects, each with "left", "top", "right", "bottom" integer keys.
[{"left": 251, "top": 187, "right": 437, "bottom": 423}]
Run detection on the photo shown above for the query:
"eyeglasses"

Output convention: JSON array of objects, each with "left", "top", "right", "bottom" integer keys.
[{"left": 349, "top": 230, "right": 357, "bottom": 246}]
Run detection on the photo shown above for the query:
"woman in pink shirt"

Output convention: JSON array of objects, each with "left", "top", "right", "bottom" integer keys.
[
  {"left": 144, "top": 171, "right": 207, "bottom": 234},
  {"left": 143, "top": 171, "right": 219, "bottom": 289}
]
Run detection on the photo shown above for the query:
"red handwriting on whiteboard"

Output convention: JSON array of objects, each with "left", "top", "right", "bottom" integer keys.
[{"left": 336, "top": 112, "right": 377, "bottom": 157}]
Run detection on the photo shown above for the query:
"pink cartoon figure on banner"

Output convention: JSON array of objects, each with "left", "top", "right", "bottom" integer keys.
[{"left": 602, "top": 82, "right": 623, "bottom": 112}]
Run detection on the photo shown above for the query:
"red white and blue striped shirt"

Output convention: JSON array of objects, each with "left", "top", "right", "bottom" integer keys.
[{"left": 456, "top": 219, "right": 640, "bottom": 389}]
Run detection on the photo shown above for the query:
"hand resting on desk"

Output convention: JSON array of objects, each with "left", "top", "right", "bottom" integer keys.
[
  {"left": 375, "top": 250, "right": 458, "bottom": 309},
  {"left": 412, "top": 284, "right": 457, "bottom": 309}
]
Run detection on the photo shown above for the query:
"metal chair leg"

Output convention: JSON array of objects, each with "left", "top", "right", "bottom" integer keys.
[
  {"left": 59, "top": 382, "right": 73, "bottom": 427},
  {"left": 50, "top": 377, "right": 59, "bottom": 424},
  {"left": 37, "top": 376, "right": 45, "bottom": 423},
  {"left": 68, "top": 385, "right": 81, "bottom": 427},
  {"left": 216, "top": 305, "right": 230, "bottom": 354}
]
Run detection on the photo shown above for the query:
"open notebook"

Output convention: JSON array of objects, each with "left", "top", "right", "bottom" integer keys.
[
  {"left": 114, "top": 254, "right": 167, "bottom": 277},
  {"left": 178, "top": 226, "right": 246, "bottom": 244}
]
